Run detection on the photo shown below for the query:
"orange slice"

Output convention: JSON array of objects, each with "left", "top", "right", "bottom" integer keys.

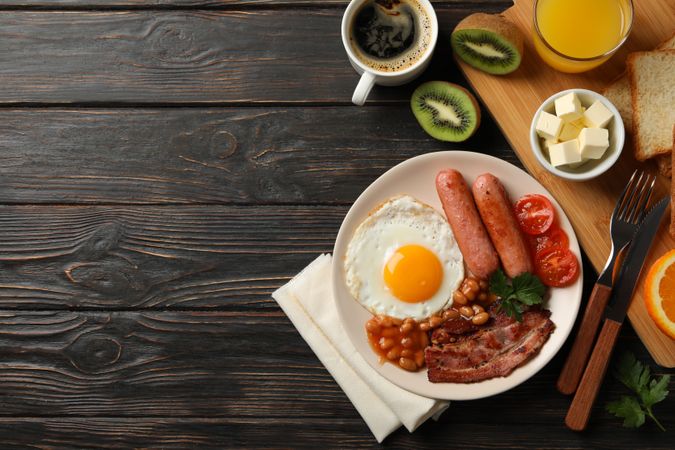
[{"left": 644, "top": 249, "right": 675, "bottom": 340}]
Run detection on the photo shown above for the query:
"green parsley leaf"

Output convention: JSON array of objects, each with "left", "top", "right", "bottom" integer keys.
[
  {"left": 489, "top": 269, "right": 511, "bottom": 299},
  {"left": 615, "top": 352, "right": 649, "bottom": 392},
  {"left": 606, "top": 351, "right": 670, "bottom": 431},
  {"left": 606, "top": 396, "right": 646, "bottom": 428},
  {"left": 641, "top": 375, "right": 670, "bottom": 408},
  {"left": 511, "top": 272, "right": 546, "bottom": 306},
  {"left": 489, "top": 269, "right": 545, "bottom": 322},
  {"left": 500, "top": 298, "right": 523, "bottom": 322}
]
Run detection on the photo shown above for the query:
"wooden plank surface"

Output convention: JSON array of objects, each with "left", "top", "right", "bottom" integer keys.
[
  {"left": 0, "top": 310, "right": 669, "bottom": 435},
  {"left": 0, "top": 205, "right": 344, "bottom": 309},
  {"left": 0, "top": 0, "right": 509, "bottom": 6},
  {"left": 0, "top": 310, "right": 338, "bottom": 417},
  {"left": 0, "top": 416, "right": 673, "bottom": 449},
  {"left": 0, "top": 8, "right": 513, "bottom": 104},
  {"left": 457, "top": 0, "right": 675, "bottom": 366},
  {"left": 0, "top": 0, "right": 672, "bottom": 447},
  {"left": 0, "top": 108, "right": 510, "bottom": 204},
  {"left": 0, "top": 414, "right": 663, "bottom": 450}
]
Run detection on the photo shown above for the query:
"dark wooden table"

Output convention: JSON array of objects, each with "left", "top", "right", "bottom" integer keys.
[{"left": 0, "top": 0, "right": 672, "bottom": 447}]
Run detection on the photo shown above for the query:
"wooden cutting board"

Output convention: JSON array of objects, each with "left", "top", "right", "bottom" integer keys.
[{"left": 456, "top": 0, "right": 675, "bottom": 366}]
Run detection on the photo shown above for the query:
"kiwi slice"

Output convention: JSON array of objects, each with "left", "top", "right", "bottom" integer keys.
[
  {"left": 451, "top": 13, "right": 524, "bottom": 75},
  {"left": 411, "top": 81, "right": 481, "bottom": 142}
]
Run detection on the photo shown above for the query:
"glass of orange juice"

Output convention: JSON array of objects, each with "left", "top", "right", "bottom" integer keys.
[{"left": 533, "top": 0, "right": 633, "bottom": 73}]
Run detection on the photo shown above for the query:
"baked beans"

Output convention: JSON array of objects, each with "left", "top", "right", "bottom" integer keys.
[
  {"left": 366, "top": 315, "right": 429, "bottom": 371},
  {"left": 450, "top": 276, "right": 495, "bottom": 319},
  {"left": 447, "top": 276, "right": 495, "bottom": 323},
  {"left": 472, "top": 312, "right": 490, "bottom": 325},
  {"left": 442, "top": 309, "right": 460, "bottom": 320},
  {"left": 452, "top": 290, "right": 468, "bottom": 305},
  {"left": 459, "top": 305, "right": 474, "bottom": 318},
  {"left": 365, "top": 276, "right": 496, "bottom": 372}
]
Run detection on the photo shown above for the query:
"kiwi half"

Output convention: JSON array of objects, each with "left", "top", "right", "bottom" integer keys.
[
  {"left": 451, "top": 13, "right": 524, "bottom": 75},
  {"left": 411, "top": 81, "right": 481, "bottom": 142}
]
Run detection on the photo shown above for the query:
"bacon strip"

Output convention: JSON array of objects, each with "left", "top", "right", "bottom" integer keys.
[{"left": 425, "top": 308, "right": 555, "bottom": 383}]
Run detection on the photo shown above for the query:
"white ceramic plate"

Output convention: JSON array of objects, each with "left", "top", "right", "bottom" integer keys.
[{"left": 332, "top": 151, "right": 583, "bottom": 400}]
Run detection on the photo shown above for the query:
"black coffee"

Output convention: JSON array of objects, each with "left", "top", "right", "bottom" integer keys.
[
  {"left": 354, "top": 0, "right": 415, "bottom": 59},
  {"left": 349, "top": 0, "right": 432, "bottom": 72}
]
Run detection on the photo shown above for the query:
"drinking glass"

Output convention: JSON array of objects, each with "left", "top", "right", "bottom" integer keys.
[{"left": 532, "top": 0, "right": 633, "bottom": 73}]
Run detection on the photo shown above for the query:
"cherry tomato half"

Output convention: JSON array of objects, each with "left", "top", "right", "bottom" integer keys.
[
  {"left": 532, "top": 226, "right": 569, "bottom": 257},
  {"left": 515, "top": 194, "right": 555, "bottom": 235},
  {"left": 535, "top": 247, "right": 580, "bottom": 287}
]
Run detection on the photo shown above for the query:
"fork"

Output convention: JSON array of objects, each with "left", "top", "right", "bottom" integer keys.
[{"left": 557, "top": 170, "right": 655, "bottom": 395}]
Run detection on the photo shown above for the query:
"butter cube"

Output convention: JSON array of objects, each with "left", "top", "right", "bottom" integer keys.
[
  {"left": 559, "top": 122, "right": 582, "bottom": 141},
  {"left": 549, "top": 140, "right": 582, "bottom": 167},
  {"left": 579, "top": 127, "right": 609, "bottom": 159},
  {"left": 540, "top": 138, "right": 558, "bottom": 158},
  {"left": 554, "top": 92, "right": 583, "bottom": 121},
  {"left": 583, "top": 100, "right": 613, "bottom": 128},
  {"left": 542, "top": 138, "right": 557, "bottom": 150},
  {"left": 536, "top": 111, "right": 563, "bottom": 140},
  {"left": 571, "top": 117, "right": 586, "bottom": 128}
]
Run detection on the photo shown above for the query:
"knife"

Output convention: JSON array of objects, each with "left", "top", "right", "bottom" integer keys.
[
  {"left": 565, "top": 196, "right": 670, "bottom": 431},
  {"left": 557, "top": 171, "right": 655, "bottom": 395}
]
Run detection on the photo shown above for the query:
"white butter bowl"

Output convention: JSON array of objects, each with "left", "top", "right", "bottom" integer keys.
[{"left": 530, "top": 88, "right": 625, "bottom": 181}]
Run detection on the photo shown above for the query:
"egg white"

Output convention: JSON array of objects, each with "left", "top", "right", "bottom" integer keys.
[{"left": 344, "top": 195, "right": 464, "bottom": 320}]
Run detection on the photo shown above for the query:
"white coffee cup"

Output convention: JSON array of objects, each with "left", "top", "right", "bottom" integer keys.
[{"left": 341, "top": 0, "right": 438, "bottom": 106}]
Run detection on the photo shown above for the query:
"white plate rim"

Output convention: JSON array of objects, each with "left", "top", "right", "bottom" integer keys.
[{"left": 331, "top": 151, "right": 583, "bottom": 400}]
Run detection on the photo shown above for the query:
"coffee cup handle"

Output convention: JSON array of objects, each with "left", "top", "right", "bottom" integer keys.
[{"left": 352, "top": 71, "right": 376, "bottom": 106}]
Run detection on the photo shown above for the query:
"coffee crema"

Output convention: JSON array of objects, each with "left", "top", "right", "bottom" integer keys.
[{"left": 349, "top": 0, "right": 432, "bottom": 72}]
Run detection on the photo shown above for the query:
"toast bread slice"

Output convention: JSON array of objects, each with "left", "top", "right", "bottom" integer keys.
[
  {"left": 604, "top": 75, "right": 633, "bottom": 130},
  {"left": 603, "top": 31, "right": 675, "bottom": 133},
  {"left": 628, "top": 50, "right": 675, "bottom": 161},
  {"left": 656, "top": 154, "right": 672, "bottom": 177}
]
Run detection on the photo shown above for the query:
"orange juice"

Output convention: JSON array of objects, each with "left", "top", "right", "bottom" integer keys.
[{"left": 533, "top": 0, "right": 633, "bottom": 73}]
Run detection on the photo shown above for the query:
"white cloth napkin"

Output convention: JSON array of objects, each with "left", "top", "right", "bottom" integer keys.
[{"left": 272, "top": 254, "right": 449, "bottom": 442}]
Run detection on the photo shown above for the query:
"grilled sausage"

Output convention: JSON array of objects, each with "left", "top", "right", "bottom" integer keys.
[
  {"left": 435, "top": 169, "right": 500, "bottom": 279},
  {"left": 472, "top": 173, "right": 533, "bottom": 278}
]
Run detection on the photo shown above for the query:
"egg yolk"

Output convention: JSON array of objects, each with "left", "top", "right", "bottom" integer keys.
[{"left": 383, "top": 244, "right": 443, "bottom": 302}]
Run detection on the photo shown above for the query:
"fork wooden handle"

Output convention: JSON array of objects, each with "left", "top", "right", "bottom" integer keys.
[
  {"left": 565, "top": 318, "right": 622, "bottom": 431},
  {"left": 557, "top": 283, "right": 612, "bottom": 395}
]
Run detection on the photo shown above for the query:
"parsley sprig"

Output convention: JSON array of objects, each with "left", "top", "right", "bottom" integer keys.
[
  {"left": 606, "top": 352, "right": 670, "bottom": 431},
  {"left": 488, "top": 269, "right": 545, "bottom": 322}
]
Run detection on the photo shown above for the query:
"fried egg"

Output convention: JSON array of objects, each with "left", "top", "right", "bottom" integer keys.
[{"left": 344, "top": 195, "right": 464, "bottom": 320}]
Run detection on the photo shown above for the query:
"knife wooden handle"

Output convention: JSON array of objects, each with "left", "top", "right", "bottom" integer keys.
[
  {"left": 565, "top": 318, "right": 622, "bottom": 431},
  {"left": 557, "top": 283, "right": 612, "bottom": 395}
]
